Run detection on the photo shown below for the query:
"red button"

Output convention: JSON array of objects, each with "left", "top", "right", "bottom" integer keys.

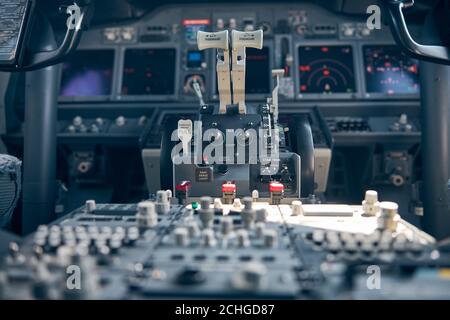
[
  {"left": 176, "top": 181, "right": 191, "bottom": 191},
  {"left": 269, "top": 182, "right": 284, "bottom": 192},
  {"left": 222, "top": 183, "right": 236, "bottom": 193}
]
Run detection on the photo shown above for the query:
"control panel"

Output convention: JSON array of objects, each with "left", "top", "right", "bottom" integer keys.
[
  {"left": 2, "top": 2, "right": 424, "bottom": 218},
  {"left": 2, "top": 191, "right": 448, "bottom": 300},
  {"left": 53, "top": 3, "right": 421, "bottom": 103}
]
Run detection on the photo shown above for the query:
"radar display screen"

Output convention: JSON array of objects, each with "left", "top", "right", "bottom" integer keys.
[
  {"left": 363, "top": 45, "right": 419, "bottom": 95},
  {"left": 246, "top": 47, "right": 271, "bottom": 94},
  {"left": 60, "top": 50, "right": 114, "bottom": 97},
  {"left": 121, "top": 48, "right": 176, "bottom": 95},
  {"left": 298, "top": 45, "right": 356, "bottom": 94}
]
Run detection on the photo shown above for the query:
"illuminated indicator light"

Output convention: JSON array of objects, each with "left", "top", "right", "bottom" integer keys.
[
  {"left": 269, "top": 182, "right": 284, "bottom": 192},
  {"left": 222, "top": 183, "right": 236, "bottom": 193},
  {"left": 191, "top": 202, "right": 199, "bottom": 209},
  {"left": 183, "top": 19, "right": 211, "bottom": 26},
  {"left": 323, "top": 69, "right": 330, "bottom": 76},
  {"left": 176, "top": 181, "right": 191, "bottom": 191},
  {"left": 299, "top": 65, "right": 311, "bottom": 72},
  {"left": 321, "top": 47, "right": 329, "bottom": 53},
  {"left": 300, "top": 85, "right": 307, "bottom": 91},
  {"left": 409, "top": 65, "right": 418, "bottom": 73},
  {"left": 438, "top": 269, "right": 450, "bottom": 279}
]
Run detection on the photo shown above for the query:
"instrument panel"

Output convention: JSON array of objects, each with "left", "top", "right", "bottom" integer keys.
[
  {"left": 60, "top": 50, "right": 115, "bottom": 97},
  {"left": 297, "top": 45, "right": 356, "bottom": 94},
  {"left": 245, "top": 47, "right": 271, "bottom": 94},
  {"left": 57, "top": 3, "right": 422, "bottom": 103},
  {"left": 121, "top": 48, "right": 177, "bottom": 96},
  {"left": 363, "top": 45, "right": 420, "bottom": 96}
]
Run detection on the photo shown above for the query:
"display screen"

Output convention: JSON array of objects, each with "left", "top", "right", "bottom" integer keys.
[
  {"left": 60, "top": 50, "right": 114, "bottom": 97},
  {"left": 246, "top": 47, "right": 271, "bottom": 94},
  {"left": 298, "top": 45, "right": 356, "bottom": 94},
  {"left": 183, "top": 19, "right": 210, "bottom": 42},
  {"left": 186, "top": 50, "right": 204, "bottom": 68},
  {"left": 363, "top": 45, "right": 420, "bottom": 95},
  {"left": 214, "top": 47, "right": 271, "bottom": 95},
  {"left": 121, "top": 48, "right": 176, "bottom": 95}
]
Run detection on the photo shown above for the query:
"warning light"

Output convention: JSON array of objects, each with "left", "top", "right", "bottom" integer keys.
[
  {"left": 269, "top": 182, "right": 284, "bottom": 193},
  {"left": 183, "top": 19, "right": 211, "bottom": 26},
  {"left": 222, "top": 183, "right": 236, "bottom": 193}
]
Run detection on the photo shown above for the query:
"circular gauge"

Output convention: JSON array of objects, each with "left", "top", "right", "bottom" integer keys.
[
  {"left": 298, "top": 46, "right": 356, "bottom": 94},
  {"left": 363, "top": 45, "right": 419, "bottom": 95}
]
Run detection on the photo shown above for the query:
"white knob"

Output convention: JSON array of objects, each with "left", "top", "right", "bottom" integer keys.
[
  {"left": 85, "top": 200, "right": 96, "bottom": 213},
  {"left": 399, "top": 114, "right": 408, "bottom": 125},
  {"left": 216, "top": 18, "right": 225, "bottom": 29},
  {"left": 380, "top": 201, "right": 399, "bottom": 217},
  {"left": 186, "top": 220, "right": 200, "bottom": 238},
  {"left": 200, "top": 196, "right": 212, "bottom": 209},
  {"left": 233, "top": 198, "right": 242, "bottom": 209},
  {"left": 232, "top": 262, "right": 267, "bottom": 291},
  {"left": 138, "top": 116, "right": 147, "bottom": 126},
  {"left": 364, "top": 190, "right": 378, "bottom": 203},
  {"left": 229, "top": 18, "right": 237, "bottom": 29},
  {"left": 73, "top": 116, "right": 83, "bottom": 126},
  {"left": 95, "top": 117, "right": 104, "bottom": 126},
  {"left": 155, "top": 190, "right": 170, "bottom": 214},
  {"left": 263, "top": 229, "right": 277, "bottom": 248},
  {"left": 255, "top": 222, "right": 265, "bottom": 238},
  {"left": 202, "top": 229, "right": 216, "bottom": 247},
  {"left": 174, "top": 227, "right": 189, "bottom": 246},
  {"left": 243, "top": 197, "right": 253, "bottom": 210},
  {"left": 344, "top": 27, "right": 355, "bottom": 37},
  {"left": 252, "top": 190, "right": 259, "bottom": 201},
  {"left": 360, "top": 27, "right": 371, "bottom": 37},
  {"left": 236, "top": 230, "right": 250, "bottom": 248},
  {"left": 221, "top": 216, "right": 233, "bottom": 235},
  {"left": 256, "top": 208, "right": 267, "bottom": 223},
  {"left": 137, "top": 201, "right": 157, "bottom": 228},
  {"left": 214, "top": 198, "right": 223, "bottom": 209},
  {"left": 362, "top": 190, "right": 380, "bottom": 216},
  {"left": 312, "top": 230, "right": 325, "bottom": 243},
  {"left": 291, "top": 200, "right": 303, "bottom": 216},
  {"left": 115, "top": 116, "right": 126, "bottom": 127}
]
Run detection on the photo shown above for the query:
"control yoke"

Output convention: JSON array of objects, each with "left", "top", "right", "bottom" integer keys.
[
  {"left": 383, "top": 0, "right": 450, "bottom": 65},
  {"left": 197, "top": 29, "right": 264, "bottom": 114},
  {"left": 0, "top": 0, "right": 94, "bottom": 72}
]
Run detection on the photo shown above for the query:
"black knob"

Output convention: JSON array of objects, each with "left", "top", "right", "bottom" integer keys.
[{"left": 175, "top": 266, "right": 206, "bottom": 286}]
